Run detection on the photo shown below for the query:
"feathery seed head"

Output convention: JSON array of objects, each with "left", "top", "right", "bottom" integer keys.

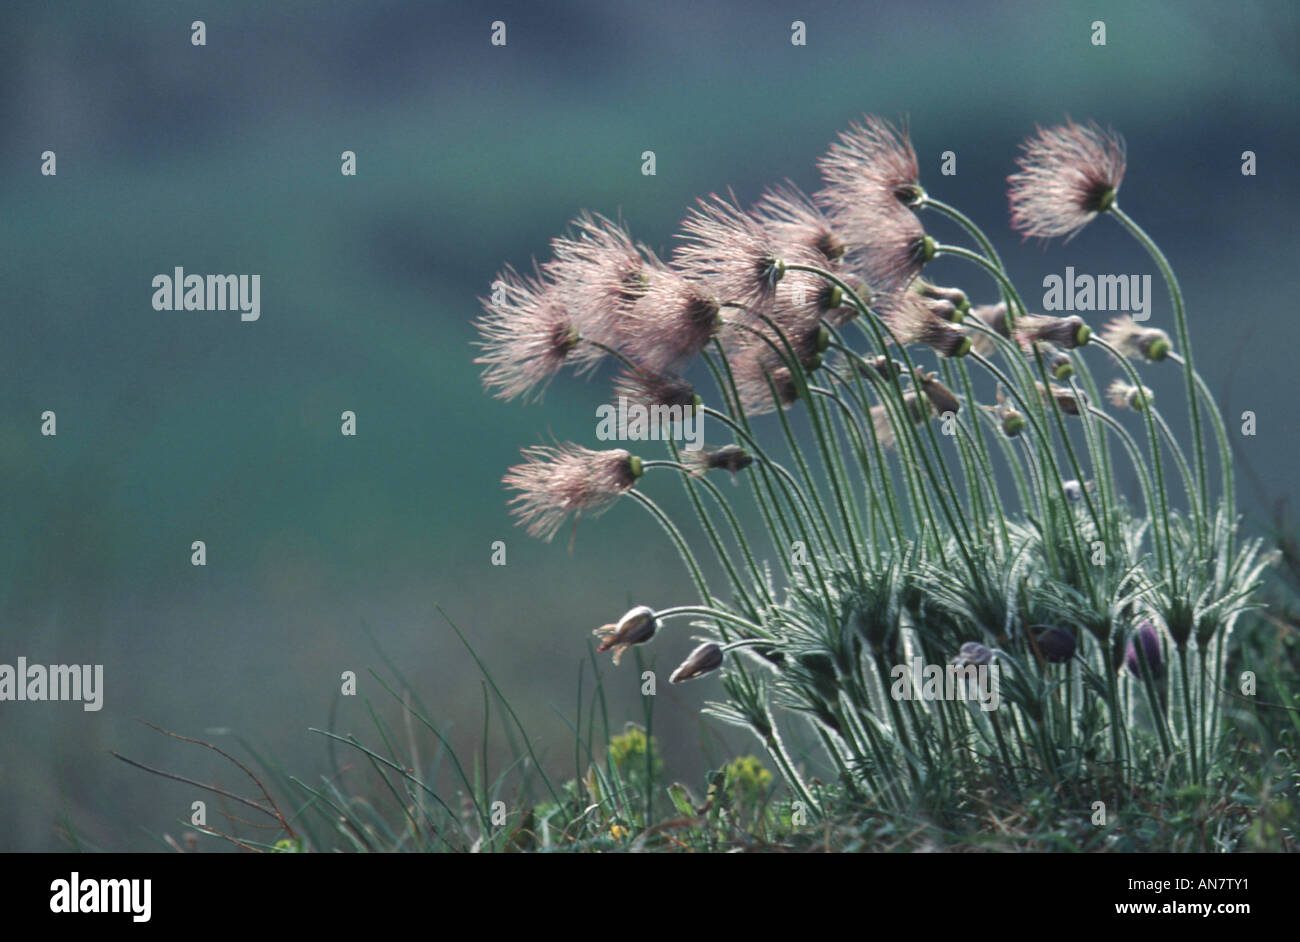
[
  {"left": 1107, "top": 378, "right": 1154, "bottom": 411},
  {"left": 1008, "top": 120, "right": 1126, "bottom": 240},
  {"left": 753, "top": 183, "right": 848, "bottom": 266},
  {"left": 622, "top": 268, "right": 722, "bottom": 373},
  {"left": 1099, "top": 317, "right": 1171, "bottom": 362},
  {"left": 882, "top": 294, "right": 971, "bottom": 358},
  {"left": 545, "top": 212, "right": 651, "bottom": 350},
  {"left": 504, "top": 444, "right": 643, "bottom": 542},
  {"left": 1018, "top": 313, "right": 1091, "bottom": 350},
  {"left": 817, "top": 123, "right": 932, "bottom": 298},
  {"left": 675, "top": 195, "right": 786, "bottom": 309},
  {"left": 474, "top": 265, "right": 597, "bottom": 402},
  {"left": 614, "top": 368, "right": 700, "bottom": 413},
  {"left": 818, "top": 114, "right": 922, "bottom": 208},
  {"left": 732, "top": 346, "right": 802, "bottom": 414}
]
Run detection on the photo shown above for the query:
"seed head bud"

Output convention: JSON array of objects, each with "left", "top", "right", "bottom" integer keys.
[
  {"left": 687, "top": 444, "right": 754, "bottom": 479},
  {"left": 1018, "top": 314, "right": 1091, "bottom": 350},
  {"left": 1045, "top": 345, "right": 1074, "bottom": 381},
  {"left": 986, "top": 386, "right": 1027, "bottom": 437},
  {"left": 913, "top": 280, "right": 971, "bottom": 318},
  {"left": 858, "top": 355, "right": 904, "bottom": 380},
  {"left": 968, "top": 302, "right": 1012, "bottom": 356},
  {"left": 1038, "top": 382, "right": 1085, "bottom": 416},
  {"left": 1099, "top": 317, "right": 1172, "bottom": 362},
  {"left": 882, "top": 295, "right": 971, "bottom": 358},
  {"left": 593, "top": 606, "right": 659, "bottom": 665},
  {"left": 1106, "top": 379, "right": 1153, "bottom": 411},
  {"left": 669, "top": 642, "right": 724, "bottom": 683},
  {"left": 872, "top": 391, "right": 929, "bottom": 448}
]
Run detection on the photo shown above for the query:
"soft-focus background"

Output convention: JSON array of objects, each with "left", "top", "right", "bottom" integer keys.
[{"left": 1, "top": 0, "right": 1296, "bottom": 851}]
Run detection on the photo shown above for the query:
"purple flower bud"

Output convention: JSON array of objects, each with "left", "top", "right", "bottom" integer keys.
[
  {"left": 952, "top": 641, "right": 993, "bottom": 667},
  {"left": 1034, "top": 626, "right": 1077, "bottom": 663},
  {"left": 1125, "top": 621, "right": 1165, "bottom": 681}
]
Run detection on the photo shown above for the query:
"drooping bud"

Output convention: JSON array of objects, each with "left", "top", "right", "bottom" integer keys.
[
  {"left": 989, "top": 386, "right": 1026, "bottom": 437},
  {"left": 1038, "top": 382, "right": 1085, "bottom": 416},
  {"left": 687, "top": 444, "right": 754, "bottom": 479},
  {"left": 857, "top": 354, "right": 903, "bottom": 380},
  {"left": 968, "top": 302, "right": 1011, "bottom": 356},
  {"left": 1106, "top": 379, "right": 1153, "bottom": 411},
  {"left": 1018, "top": 314, "right": 1091, "bottom": 350},
  {"left": 1038, "top": 342, "right": 1074, "bottom": 381},
  {"left": 1001, "top": 409, "right": 1026, "bottom": 437},
  {"left": 871, "top": 391, "right": 930, "bottom": 448},
  {"left": 1033, "top": 625, "right": 1077, "bottom": 663},
  {"left": 915, "top": 368, "right": 961, "bottom": 416},
  {"left": 951, "top": 641, "right": 993, "bottom": 667},
  {"left": 1099, "top": 318, "right": 1171, "bottom": 362},
  {"left": 913, "top": 280, "right": 971, "bottom": 318},
  {"left": 593, "top": 606, "right": 658, "bottom": 665},
  {"left": 1125, "top": 620, "right": 1165, "bottom": 682},
  {"left": 669, "top": 642, "right": 724, "bottom": 683}
]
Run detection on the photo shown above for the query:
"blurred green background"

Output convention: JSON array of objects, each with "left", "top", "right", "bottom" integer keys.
[{"left": 1, "top": 0, "right": 1296, "bottom": 850}]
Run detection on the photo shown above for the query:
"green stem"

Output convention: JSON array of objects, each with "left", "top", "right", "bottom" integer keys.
[{"left": 1109, "top": 205, "right": 1211, "bottom": 547}]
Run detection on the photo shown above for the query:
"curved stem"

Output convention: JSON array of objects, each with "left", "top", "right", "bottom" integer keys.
[
  {"left": 1109, "top": 205, "right": 1211, "bottom": 545},
  {"left": 628, "top": 490, "right": 712, "bottom": 603}
]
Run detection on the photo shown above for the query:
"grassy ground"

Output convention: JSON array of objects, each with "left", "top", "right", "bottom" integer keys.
[{"left": 101, "top": 563, "right": 1298, "bottom": 854}]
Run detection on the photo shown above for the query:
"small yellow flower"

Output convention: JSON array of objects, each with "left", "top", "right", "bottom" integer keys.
[{"left": 610, "top": 824, "right": 629, "bottom": 841}]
